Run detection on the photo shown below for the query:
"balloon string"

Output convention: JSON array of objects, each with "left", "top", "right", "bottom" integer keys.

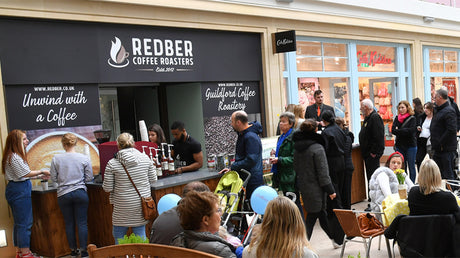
[{"left": 242, "top": 214, "right": 257, "bottom": 243}]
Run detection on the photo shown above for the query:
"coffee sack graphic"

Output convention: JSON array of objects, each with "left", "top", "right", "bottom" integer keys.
[{"left": 108, "top": 37, "right": 130, "bottom": 68}]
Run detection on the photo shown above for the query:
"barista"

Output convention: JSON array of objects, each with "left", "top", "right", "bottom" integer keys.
[{"left": 170, "top": 121, "right": 203, "bottom": 173}]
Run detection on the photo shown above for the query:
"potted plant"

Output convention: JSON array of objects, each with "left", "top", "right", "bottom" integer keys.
[
  {"left": 117, "top": 233, "right": 148, "bottom": 244},
  {"left": 394, "top": 169, "right": 407, "bottom": 199}
]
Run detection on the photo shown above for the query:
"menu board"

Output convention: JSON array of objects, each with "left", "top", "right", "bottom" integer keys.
[
  {"left": 201, "top": 81, "right": 261, "bottom": 117},
  {"left": 5, "top": 84, "right": 101, "bottom": 130}
]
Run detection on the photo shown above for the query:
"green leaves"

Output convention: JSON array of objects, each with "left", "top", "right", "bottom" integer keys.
[{"left": 117, "top": 233, "right": 148, "bottom": 244}]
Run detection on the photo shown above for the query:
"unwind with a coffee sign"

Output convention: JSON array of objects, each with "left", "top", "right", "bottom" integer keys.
[{"left": 22, "top": 86, "right": 87, "bottom": 127}]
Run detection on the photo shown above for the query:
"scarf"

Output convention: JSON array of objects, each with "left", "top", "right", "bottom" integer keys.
[{"left": 397, "top": 113, "right": 410, "bottom": 124}]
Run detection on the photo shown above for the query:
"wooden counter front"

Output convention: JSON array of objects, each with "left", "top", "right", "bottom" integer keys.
[
  {"left": 30, "top": 186, "right": 70, "bottom": 258},
  {"left": 30, "top": 170, "right": 221, "bottom": 256}
]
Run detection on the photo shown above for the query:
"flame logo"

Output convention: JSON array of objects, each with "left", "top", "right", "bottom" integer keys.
[{"left": 108, "top": 37, "right": 129, "bottom": 68}]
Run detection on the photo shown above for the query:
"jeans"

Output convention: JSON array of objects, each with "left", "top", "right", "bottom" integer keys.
[
  {"left": 5, "top": 180, "right": 33, "bottom": 248},
  {"left": 433, "top": 151, "right": 456, "bottom": 179},
  {"left": 113, "top": 225, "right": 146, "bottom": 244},
  {"left": 396, "top": 146, "right": 417, "bottom": 182},
  {"left": 57, "top": 188, "right": 89, "bottom": 251}
]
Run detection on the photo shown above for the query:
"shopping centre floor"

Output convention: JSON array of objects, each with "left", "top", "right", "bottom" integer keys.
[{"left": 309, "top": 200, "right": 399, "bottom": 258}]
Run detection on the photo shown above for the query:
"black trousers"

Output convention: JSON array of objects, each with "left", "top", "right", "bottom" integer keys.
[
  {"left": 416, "top": 137, "right": 428, "bottom": 171},
  {"left": 305, "top": 209, "right": 333, "bottom": 240},
  {"left": 364, "top": 155, "right": 381, "bottom": 183}
]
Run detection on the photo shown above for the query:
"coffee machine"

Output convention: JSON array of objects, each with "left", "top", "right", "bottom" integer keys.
[{"left": 93, "top": 129, "right": 112, "bottom": 144}]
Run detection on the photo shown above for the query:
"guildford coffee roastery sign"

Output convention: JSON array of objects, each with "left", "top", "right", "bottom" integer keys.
[
  {"left": 201, "top": 81, "right": 261, "bottom": 117},
  {"left": 5, "top": 84, "right": 101, "bottom": 130}
]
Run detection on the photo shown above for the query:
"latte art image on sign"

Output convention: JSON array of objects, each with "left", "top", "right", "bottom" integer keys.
[{"left": 26, "top": 131, "right": 100, "bottom": 175}]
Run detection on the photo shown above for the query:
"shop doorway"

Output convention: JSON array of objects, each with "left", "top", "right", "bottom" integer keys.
[{"left": 360, "top": 77, "right": 396, "bottom": 147}]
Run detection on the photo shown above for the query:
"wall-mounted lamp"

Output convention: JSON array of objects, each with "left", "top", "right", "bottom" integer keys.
[
  {"left": 423, "top": 16, "right": 435, "bottom": 23},
  {"left": 0, "top": 229, "right": 7, "bottom": 247}
]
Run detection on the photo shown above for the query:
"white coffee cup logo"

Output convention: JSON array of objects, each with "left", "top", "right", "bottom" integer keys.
[{"left": 108, "top": 37, "right": 130, "bottom": 68}]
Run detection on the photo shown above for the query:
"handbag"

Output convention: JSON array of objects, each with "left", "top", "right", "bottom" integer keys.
[
  {"left": 358, "top": 213, "right": 384, "bottom": 236},
  {"left": 119, "top": 159, "right": 156, "bottom": 220}
]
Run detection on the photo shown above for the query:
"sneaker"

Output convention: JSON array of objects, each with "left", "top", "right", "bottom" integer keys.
[
  {"left": 21, "top": 252, "right": 42, "bottom": 258},
  {"left": 81, "top": 250, "right": 89, "bottom": 258},
  {"left": 332, "top": 240, "right": 342, "bottom": 249},
  {"left": 70, "top": 249, "right": 80, "bottom": 258}
]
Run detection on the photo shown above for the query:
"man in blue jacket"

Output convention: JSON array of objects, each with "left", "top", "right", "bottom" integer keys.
[{"left": 220, "top": 110, "right": 264, "bottom": 199}]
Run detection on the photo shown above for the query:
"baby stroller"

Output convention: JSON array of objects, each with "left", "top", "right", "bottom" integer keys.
[{"left": 215, "top": 169, "right": 252, "bottom": 236}]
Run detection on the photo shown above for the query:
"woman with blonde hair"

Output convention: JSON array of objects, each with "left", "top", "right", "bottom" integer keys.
[
  {"left": 408, "top": 159, "right": 459, "bottom": 215},
  {"left": 392, "top": 100, "right": 418, "bottom": 182},
  {"left": 243, "top": 196, "right": 318, "bottom": 258},
  {"left": 50, "top": 133, "right": 93, "bottom": 258},
  {"left": 103, "top": 132, "right": 156, "bottom": 244},
  {"left": 293, "top": 104, "right": 305, "bottom": 129}
]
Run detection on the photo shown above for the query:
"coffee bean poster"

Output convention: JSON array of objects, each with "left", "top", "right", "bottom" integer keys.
[{"left": 5, "top": 84, "right": 101, "bottom": 130}]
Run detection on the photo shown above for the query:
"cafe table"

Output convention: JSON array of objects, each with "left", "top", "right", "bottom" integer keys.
[{"left": 381, "top": 193, "right": 409, "bottom": 226}]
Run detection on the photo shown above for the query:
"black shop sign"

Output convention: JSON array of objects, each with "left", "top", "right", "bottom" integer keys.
[
  {"left": 273, "top": 30, "right": 296, "bottom": 53},
  {"left": 0, "top": 18, "right": 262, "bottom": 85},
  {"left": 5, "top": 84, "right": 101, "bottom": 130},
  {"left": 201, "top": 81, "right": 261, "bottom": 117}
]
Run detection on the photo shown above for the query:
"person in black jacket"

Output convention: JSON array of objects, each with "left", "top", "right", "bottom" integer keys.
[
  {"left": 320, "top": 110, "right": 346, "bottom": 245},
  {"left": 359, "top": 99, "right": 385, "bottom": 188},
  {"left": 392, "top": 100, "right": 418, "bottom": 183},
  {"left": 336, "top": 117, "right": 354, "bottom": 210},
  {"left": 430, "top": 88, "right": 458, "bottom": 179},
  {"left": 441, "top": 86, "right": 460, "bottom": 132},
  {"left": 304, "top": 90, "right": 335, "bottom": 131}
]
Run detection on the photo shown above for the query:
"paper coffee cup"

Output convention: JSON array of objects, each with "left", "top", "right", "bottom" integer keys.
[{"left": 41, "top": 181, "right": 48, "bottom": 191}]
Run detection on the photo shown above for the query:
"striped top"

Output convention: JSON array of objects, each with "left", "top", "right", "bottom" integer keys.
[
  {"left": 103, "top": 147, "right": 157, "bottom": 227},
  {"left": 50, "top": 152, "right": 93, "bottom": 197},
  {"left": 4, "top": 153, "right": 31, "bottom": 181}
]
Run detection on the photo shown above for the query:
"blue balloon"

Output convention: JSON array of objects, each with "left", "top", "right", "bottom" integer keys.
[
  {"left": 250, "top": 186, "right": 278, "bottom": 215},
  {"left": 158, "top": 193, "right": 181, "bottom": 215}
]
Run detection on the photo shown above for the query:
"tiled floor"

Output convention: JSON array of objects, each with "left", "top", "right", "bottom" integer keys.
[{"left": 310, "top": 201, "right": 400, "bottom": 258}]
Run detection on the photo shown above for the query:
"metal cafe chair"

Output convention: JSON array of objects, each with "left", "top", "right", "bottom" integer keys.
[{"left": 333, "top": 209, "right": 392, "bottom": 258}]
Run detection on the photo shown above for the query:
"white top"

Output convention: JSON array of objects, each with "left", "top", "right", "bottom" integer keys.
[
  {"left": 4, "top": 153, "right": 30, "bottom": 181},
  {"left": 103, "top": 148, "right": 156, "bottom": 227},
  {"left": 420, "top": 117, "right": 431, "bottom": 139}
]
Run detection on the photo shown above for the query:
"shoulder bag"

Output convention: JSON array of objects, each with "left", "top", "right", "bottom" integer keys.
[
  {"left": 358, "top": 212, "right": 384, "bottom": 236},
  {"left": 118, "top": 159, "right": 156, "bottom": 220}
]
